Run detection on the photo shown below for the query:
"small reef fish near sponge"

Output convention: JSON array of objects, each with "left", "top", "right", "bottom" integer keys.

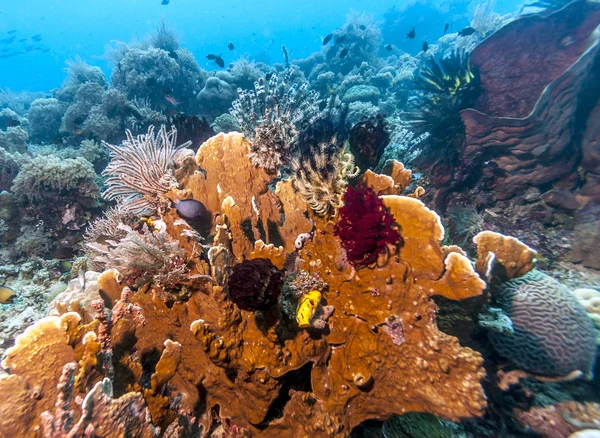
[{"left": 296, "top": 289, "right": 322, "bottom": 328}]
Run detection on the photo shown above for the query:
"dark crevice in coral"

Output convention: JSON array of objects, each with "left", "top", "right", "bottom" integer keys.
[
  {"left": 256, "top": 217, "right": 267, "bottom": 243},
  {"left": 139, "top": 347, "right": 162, "bottom": 391},
  {"left": 267, "top": 219, "right": 285, "bottom": 248},
  {"left": 240, "top": 218, "right": 255, "bottom": 243},
  {"left": 256, "top": 361, "right": 314, "bottom": 429}
]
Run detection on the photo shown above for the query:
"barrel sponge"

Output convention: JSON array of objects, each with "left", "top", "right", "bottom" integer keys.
[{"left": 489, "top": 270, "right": 597, "bottom": 377}]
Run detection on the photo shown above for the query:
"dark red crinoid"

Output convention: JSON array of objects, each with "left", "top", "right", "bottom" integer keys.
[
  {"left": 334, "top": 185, "right": 402, "bottom": 267},
  {"left": 227, "top": 258, "right": 283, "bottom": 311}
]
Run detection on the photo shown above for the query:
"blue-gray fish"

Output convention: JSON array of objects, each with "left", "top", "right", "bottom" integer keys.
[{"left": 174, "top": 199, "right": 209, "bottom": 220}]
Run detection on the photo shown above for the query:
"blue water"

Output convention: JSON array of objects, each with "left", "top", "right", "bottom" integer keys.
[{"left": 0, "top": 0, "right": 520, "bottom": 92}]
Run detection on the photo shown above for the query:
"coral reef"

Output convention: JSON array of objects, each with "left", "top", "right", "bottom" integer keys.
[
  {"left": 111, "top": 43, "right": 205, "bottom": 115},
  {"left": 1, "top": 4, "right": 600, "bottom": 437},
  {"left": 27, "top": 98, "right": 67, "bottom": 143},
  {"left": 11, "top": 155, "right": 99, "bottom": 204},
  {"left": 0, "top": 132, "right": 489, "bottom": 436}
]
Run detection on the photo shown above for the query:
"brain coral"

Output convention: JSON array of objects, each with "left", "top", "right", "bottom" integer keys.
[{"left": 488, "top": 269, "right": 597, "bottom": 377}]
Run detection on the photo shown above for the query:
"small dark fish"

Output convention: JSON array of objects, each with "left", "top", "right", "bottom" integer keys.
[
  {"left": 42, "top": 48, "right": 50, "bottom": 53},
  {"left": 359, "top": 25, "right": 366, "bottom": 30},
  {"left": 406, "top": 28, "right": 416, "bottom": 39},
  {"left": 322, "top": 33, "right": 333, "bottom": 45},
  {"left": 206, "top": 53, "right": 217, "bottom": 60},
  {"left": 227, "top": 42, "right": 234, "bottom": 50},
  {"left": 444, "top": 23, "right": 450, "bottom": 33},
  {"left": 265, "top": 72, "right": 273, "bottom": 81},
  {"left": 25, "top": 45, "right": 36, "bottom": 52},
  {"left": 214, "top": 55, "right": 224, "bottom": 68},
  {"left": 338, "top": 46, "right": 348, "bottom": 58},
  {"left": 174, "top": 199, "right": 209, "bottom": 220},
  {"left": 31, "top": 34, "right": 42, "bottom": 41},
  {"left": 422, "top": 41, "right": 428, "bottom": 52},
  {"left": 334, "top": 35, "right": 345, "bottom": 44},
  {"left": 7, "top": 30, "right": 16, "bottom": 34},
  {"left": 4, "top": 119, "right": 20, "bottom": 127},
  {"left": 161, "top": 0, "right": 169, "bottom": 4},
  {"left": 52, "top": 135, "right": 65, "bottom": 145},
  {"left": 58, "top": 260, "right": 73, "bottom": 273},
  {"left": 1, "top": 48, "right": 8, "bottom": 52},
  {"left": 1, "top": 35, "right": 15, "bottom": 44},
  {"left": 458, "top": 26, "right": 476, "bottom": 36},
  {"left": 318, "top": 100, "right": 327, "bottom": 111},
  {"left": 18, "top": 38, "right": 26, "bottom": 42},
  {"left": 385, "top": 44, "right": 392, "bottom": 52}
]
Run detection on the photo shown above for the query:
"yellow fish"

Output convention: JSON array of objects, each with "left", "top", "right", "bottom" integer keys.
[
  {"left": 0, "top": 286, "right": 16, "bottom": 304},
  {"left": 296, "top": 290, "right": 322, "bottom": 328}
]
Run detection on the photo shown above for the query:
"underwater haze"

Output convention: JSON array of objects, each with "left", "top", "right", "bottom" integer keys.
[
  {"left": 2, "top": 0, "right": 518, "bottom": 91},
  {"left": 0, "top": 0, "right": 599, "bottom": 436}
]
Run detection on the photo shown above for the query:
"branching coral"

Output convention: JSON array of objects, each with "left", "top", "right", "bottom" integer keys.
[
  {"left": 291, "top": 139, "right": 359, "bottom": 217},
  {"left": 27, "top": 98, "right": 67, "bottom": 143},
  {"left": 325, "top": 11, "right": 382, "bottom": 74},
  {"left": 110, "top": 43, "right": 204, "bottom": 114},
  {"left": 471, "top": 0, "right": 512, "bottom": 37},
  {"left": 334, "top": 184, "right": 402, "bottom": 267},
  {"left": 230, "top": 69, "right": 321, "bottom": 172},
  {"left": 102, "top": 125, "right": 191, "bottom": 215},
  {"left": 11, "top": 155, "right": 99, "bottom": 203}
]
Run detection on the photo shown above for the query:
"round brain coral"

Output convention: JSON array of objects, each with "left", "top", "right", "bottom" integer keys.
[
  {"left": 489, "top": 269, "right": 597, "bottom": 377},
  {"left": 227, "top": 258, "right": 283, "bottom": 311},
  {"left": 334, "top": 185, "right": 402, "bottom": 267}
]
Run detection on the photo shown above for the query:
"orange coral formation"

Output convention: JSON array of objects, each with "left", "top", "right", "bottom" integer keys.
[
  {"left": 473, "top": 230, "right": 538, "bottom": 280},
  {"left": 0, "top": 133, "right": 489, "bottom": 437}
]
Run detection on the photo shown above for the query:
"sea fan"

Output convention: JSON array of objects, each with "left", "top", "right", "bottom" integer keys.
[{"left": 334, "top": 185, "right": 402, "bottom": 267}]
